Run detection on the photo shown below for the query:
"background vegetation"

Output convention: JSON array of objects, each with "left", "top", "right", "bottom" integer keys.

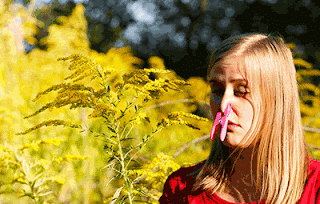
[{"left": 1, "top": 0, "right": 320, "bottom": 203}]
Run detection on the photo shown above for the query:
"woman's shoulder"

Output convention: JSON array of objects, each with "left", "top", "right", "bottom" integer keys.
[
  {"left": 159, "top": 160, "right": 206, "bottom": 201},
  {"left": 297, "top": 157, "right": 320, "bottom": 203},
  {"left": 307, "top": 157, "right": 320, "bottom": 176},
  {"left": 166, "top": 160, "right": 206, "bottom": 183}
]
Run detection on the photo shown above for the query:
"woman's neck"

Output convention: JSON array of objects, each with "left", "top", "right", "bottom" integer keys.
[
  {"left": 213, "top": 147, "right": 264, "bottom": 203},
  {"left": 230, "top": 148, "right": 257, "bottom": 196}
]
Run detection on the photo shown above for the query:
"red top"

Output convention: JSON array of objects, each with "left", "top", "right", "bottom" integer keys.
[{"left": 159, "top": 157, "right": 320, "bottom": 204}]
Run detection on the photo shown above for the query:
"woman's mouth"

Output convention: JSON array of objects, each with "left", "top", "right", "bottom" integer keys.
[{"left": 227, "top": 122, "right": 239, "bottom": 131}]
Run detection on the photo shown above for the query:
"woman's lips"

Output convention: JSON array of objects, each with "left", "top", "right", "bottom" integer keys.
[{"left": 227, "top": 122, "right": 239, "bottom": 131}]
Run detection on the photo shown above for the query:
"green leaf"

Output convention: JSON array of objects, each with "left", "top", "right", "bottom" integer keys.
[
  {"left": 110, "top": 186, "right": 123, "bottom": 204},
  {"left": 107, "top": 154, "right": 120, "bottom": 163},
  {"left": 132, "top": 200, "right": 153, "bottom": 204},
  {"left": 37, "top": 191, "right": 53, "bottom": 197},
  {"left": 118, "top": 194, "right": 128, "bottom": 204},
  {"left": 107, "top": 155, "right": 115, "bottom": 163},
  {"left": 104, "top": 144, "right": 115, "bottom": 152},
  {"left": 135, "top": 188, "right": 152, "bottom": 198},
  {"left": 107, "top": 126, "right": 117, "bottom": 134},
  {"left": 120, "top": 138, "right": 135, "bottom": 141}
]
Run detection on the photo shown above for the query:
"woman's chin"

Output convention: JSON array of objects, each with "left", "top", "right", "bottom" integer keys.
[{"left": 221, "top": 133, "right": 243, "bottom": 147}]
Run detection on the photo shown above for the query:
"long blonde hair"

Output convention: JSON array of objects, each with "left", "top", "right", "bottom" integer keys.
[{"left": 193, "top": 33, "right": 310, "bottom": 204}]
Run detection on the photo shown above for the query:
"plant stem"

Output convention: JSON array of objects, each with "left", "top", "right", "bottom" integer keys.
[
  {"left": 116, "top": 123, "right": 133, "bottom": 204},
  {"left": 125, "top": 127, "right": 163, "bottom": 170}
]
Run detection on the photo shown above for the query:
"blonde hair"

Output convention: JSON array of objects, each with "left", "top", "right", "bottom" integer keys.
[{"left": 193, "top": 33, "right": 310, "bottom": 203}]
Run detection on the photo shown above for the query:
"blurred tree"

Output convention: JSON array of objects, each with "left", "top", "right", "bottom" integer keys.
[{"left": 21, "top": 0, "right": 320, "bottom": 80}]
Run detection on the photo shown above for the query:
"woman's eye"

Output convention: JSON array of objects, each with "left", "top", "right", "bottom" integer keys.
[
  {"left": 235, "top": 91, "right": 247, "bottom": 96},
  {"left": 235, "top": 86, "right": 249, "bottom": 96},
  {"left": 210, "top": 85, "right": 249, "bottom": 97}
]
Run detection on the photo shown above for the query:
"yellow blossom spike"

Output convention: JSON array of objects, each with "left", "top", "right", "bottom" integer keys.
[
  {"left": 25, "top": 90, "right": 96, "bottom": 119},
  {"left": 38, "top": 138, "right": 63, "bottom": 146},
  {"left": 294, "top": 58, "right": 313, "bottom": 69},
  {"left": 19, "top": 143, "right": 39, "bottom": 151},
  {"left": 16, "top": 120, "right": 80, "bottom": 135},
  {"left": 32, "top": 83, "right": 95, "bottom": 102},
  {"left": 143, "top": 68, "right": 171, "bottom": 74},
  {"left": 58, "top": 54, "right": 113, "bottom": 83}
]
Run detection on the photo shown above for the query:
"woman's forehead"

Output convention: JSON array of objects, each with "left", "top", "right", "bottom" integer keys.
[{"left": 210, "top": 62, "right": 246, "bottom": 81}]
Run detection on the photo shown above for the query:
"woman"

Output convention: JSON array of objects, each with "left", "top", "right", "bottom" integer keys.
[{"left": 159, "top": 33, "right": 320, "bottom": 204}]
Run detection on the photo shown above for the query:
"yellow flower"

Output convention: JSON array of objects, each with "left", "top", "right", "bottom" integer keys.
[
  {"left": 55, "top": 157, "right": 63, "bottom": 164},
  {"left": 89, "top": 103, "right": 116, "bottom": 118},
  {"left": 63, "top": 155, "right": 90, "bottom": 162},
  {"left": 148, "top": 56, "right": 166, "bottom": 70},
  {"left": 287, "top": 43, "right": 297, "bottom": 51},
  {"left": 48, "top": 176, "right": 66, "bottom": 184},
  {"left": 294, "top": 58, "right": 313, "bottom": 69},
  {"left": 135, "top": 112, "right": 147, "bottom": 125},
  {"left": 39, "top": 138, "right": 63, "bottom": 146},
  {"left": 17, "top": 120, "right": 80, "bottom": 135},
  {"left": 19, "top": 143, "right": 39, "bottom": 151},
  {"left": 17, "top": 177, "right": 27, "bottom": 183},
  {"left": 37, "top": 159, "right": 50, "bottom": 169},
  {"left": 14, "top": 174, "right": 27, "bottom": 183},
  {"left": 170, "top": 112, "right": 209, "bottom": 122},
  {"left": 131, "top": 152, "right": 180, "bottom": 191},
  {"left": 123, "top": 70, "right": 151, "bottom": 86},
  {"left": 144, "top": 68, "right": 170, "bottom": 74}
]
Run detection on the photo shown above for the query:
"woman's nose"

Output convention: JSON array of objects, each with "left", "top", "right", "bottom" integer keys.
[
  {"left": 210, "top": 86, "right": 233, "bottom": 113},
  {"left": 219, "top": 91, "right": 233, "bottom": 115}
]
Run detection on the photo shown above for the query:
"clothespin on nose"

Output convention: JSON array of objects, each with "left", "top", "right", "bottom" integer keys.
[{"left": 210, "top": 103, "right": 232, "bottom": 141}]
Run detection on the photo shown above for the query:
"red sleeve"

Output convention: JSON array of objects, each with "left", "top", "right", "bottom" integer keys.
[
  {"left": 298, "top": 157, "right": 320, "bottom": 204},
  {"left": 159, "top": 169, "right": 188, "bottom": 203},
  {"left": 159, "top": 161, "right": 206, "bottom": 204}
]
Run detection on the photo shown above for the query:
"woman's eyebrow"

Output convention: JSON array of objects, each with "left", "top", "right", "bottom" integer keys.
[
  {"left": 209, "top": 78, "right": 247, "bottom": 84},
  {"left": 229, "top": 78, "right": 247, "bottom": 84}
]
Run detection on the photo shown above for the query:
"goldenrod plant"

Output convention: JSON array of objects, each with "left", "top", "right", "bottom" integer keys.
[
  {"left": 17, "top": 54, "right": 209, "bottom": 203},
  {"left": 0, "top": 138, "right": 89, "bottom": 204}
]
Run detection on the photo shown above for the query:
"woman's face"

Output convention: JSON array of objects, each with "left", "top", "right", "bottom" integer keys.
[{"left": 209, "top": 57, "right": 254, "bottom": 147}]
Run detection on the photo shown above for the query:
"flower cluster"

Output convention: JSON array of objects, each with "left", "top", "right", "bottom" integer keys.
[
  {"left": 19, "top": 138, "right": 64, "bottom": 151},
  {"left": 0, "top": 138, "right": 91, "bottom": 203},
  {"left": 123, "top": 69, "right": 170, "bottom": 86},
  {"left": 39, "top": 138, "right": 63, "bottom": 146},
  {"left": 158, "top": 111, "right": 209, "bottom": 129},
  {"left": 17, "top": 120, "right": 81, "bottom": 135},
  {"left": 55, "top": 154, "right": 90, "bottom": 163},
  {"left": 32, "top": 83, "right": 95, "bottom": 102},
  {"left": 129, "top": 153, "right": 180, "bottom": 202},
  {"left": 47, "top": 175, "right": 66, "bottom": 185},
  {"left": 134, "top": 112, "right": 148, "bottom": 125},
  {"left": 58, "top": 54, "right": 114, "bottom": 83},
  {"left": 141, "top": 79, "right": 190, "bottom": 101},
  {"left": 88, "top": 103, "right": 116, "bottom": 118},
  {"left": 287, "top": 43, "right": 298, "bottom": 51},
  {"left": 122, "top": 68, "right": 189, "bottom": 101},
  {"left": 294, "top": 58, "right": 313, "bottom": 69},
  {"left": 0, "top": 143, "right": 64, "bottom": 202},
  {"left": 0, "top": 145, "right": 16, "bottom": 169}
]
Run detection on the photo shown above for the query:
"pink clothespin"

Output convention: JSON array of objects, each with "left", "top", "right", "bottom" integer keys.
[{"left": 210, "top": 103, "right": 232, "bottom": 141}]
